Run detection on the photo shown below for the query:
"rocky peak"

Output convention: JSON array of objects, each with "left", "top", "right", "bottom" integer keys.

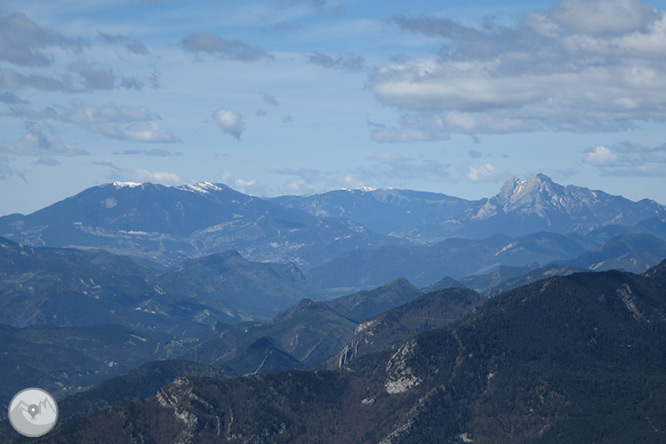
[
  {"left": 496, "top": 173, "right": 561, "bottom": 207},
  {"left": 474, "top": 173, "right": 563, "bottom": 220}
]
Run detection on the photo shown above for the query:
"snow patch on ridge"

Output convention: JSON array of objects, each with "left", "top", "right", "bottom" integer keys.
[
  {"left": 180, "top": 182, "right": 225, "bottom": 194},
  {"left": 113, "top": 181, "right": 142, "bottom": 188}
]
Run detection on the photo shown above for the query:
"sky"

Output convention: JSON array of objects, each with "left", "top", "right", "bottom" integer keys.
[{"left": 2, "top": 0, "right": 666, "bottom": 215}]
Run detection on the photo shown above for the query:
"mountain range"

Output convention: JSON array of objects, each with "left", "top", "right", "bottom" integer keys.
[
  {"left": 0, "top": 181, "right": 400, "bottom": 269},
  {"left": 0, "top": 237, "right": 323, "bottom": 407},
  {"left": 3, "top": 173, "right": 666, "bottom": 443},
  {"left": 179, "top": 278, "right": 429, "bottom": 371},
  {"left": 274, "top": 173, "right": 666, "bottom": 241},
  {"left": 306, "top": 231, "right": 591, "bottom": 292},
  {"left": 0, "top": 250, "right": 481, "bottom": 420},
  {"left": 2, "top": 174, "right": 665, "bottom": 272},
  {"left": 22, "top": 260, "right": 666, "bottom": 443},
  {"left": 0, "top": 237, "right": 319, "bottom": 331},
  {"left": 307, "top": 231, "right": 666, "bottom": 294}
]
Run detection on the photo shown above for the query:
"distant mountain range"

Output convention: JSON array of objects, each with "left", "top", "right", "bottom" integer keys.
[
  {"left": 306, "top": 231, "right": 592, "bottom": 292},
  {"left": 28, "top": 260, "right": 666, "bottom": 443},
  {"left": 1, "top": 174, "right": 665, "bottom": 271},
  {"left": 0, "top": 237, "right": 318, "bottom": 331},
  {"left": 0, "top": 181, "right": 401, "bottom": 269},
  {"left": 274, "top": 173, "right": 666, "bottom": 241},
  {"left": 307, "top": 231, "right": 666, "bottom": 293}
]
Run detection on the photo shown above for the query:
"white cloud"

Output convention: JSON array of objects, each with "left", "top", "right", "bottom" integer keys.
[
  {"left": 356, "top": 157, "right": 451, "bottom": 185},
  {"left": 599, "top": 164, "right": 666, "bottom": 177},
  {"left": 212, "top": 108, "right": 246, "bottom": 140},
  {"left": 0, "top": 120, "right": 88, "bottom": 157},
  {"left": 98, "top": 32, "right": 150, "bottom": 55},
  {"left": 0, "top": 91, "right": 28, "bottom": 104},
  {"left": 12, "top": 101, "right": 179, "bottom": 143},
  {"left": 271, "top": 155, "right": 452, "bottom": 194},
  {"left": 219, "top": 171, "right": 260, "bottom": 194},
  {"left": 69, "top": 60, "right": 116, "bottom": 90},
  {"left": 372, "top": 0, "right": 666, "bottom": 139},
  {"left": 0, "top": 12, "right": 83, "bottom": 67},
  {"left": 551, "top": 0, "right": 658, "bottom": 35},
  {"left": 112, "top": 148, "right": 179, "bottom": 157},
  {"left": 120, "top": 121, "right": 176, "bottom": 143},
  {"left": 133, "top": 169, "right": 180, "bottom": 184},
  {"left": 0, "top": 66, "right": 75, "bottom": 92},
  {"left": 370, "top": 114, "right": 450, "bottom": 143},
  {"left": 583, "top": 146, "right": 625, "bottom": 166},
  {"left": 467, "top": 163, "right": 505, "bottom": 182},
  {"left": 582, "top": 141, "right": 666, "bottom": 173}
]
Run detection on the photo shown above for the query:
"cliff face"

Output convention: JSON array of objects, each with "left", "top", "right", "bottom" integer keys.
[
  {"left": 334, "top": 288, "right": 484, "bottom": 368},
  {"left": 157, "top": 378, "right": 201, "bottom": 444}
]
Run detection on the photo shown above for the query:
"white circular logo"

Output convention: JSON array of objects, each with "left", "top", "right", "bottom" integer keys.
[{"left": 8, "top": 388, "right": 59, "bottom": 438}]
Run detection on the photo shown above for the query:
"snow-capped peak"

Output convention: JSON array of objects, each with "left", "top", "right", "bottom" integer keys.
[
  {"left": 180, "top": 182, "right": 225, "bottom": 194},
  {"left": 112, "top": 181, "right": 142, "bottom": 188}
]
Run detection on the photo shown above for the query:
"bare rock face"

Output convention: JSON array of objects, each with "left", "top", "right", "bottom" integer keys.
[
  {"left": 385, "top": 339, "right": 421, "bottom": 394},
  {"left": 336, "top": 319, "right": 377, "bottom": 368},
  {"left": 157, "top": 378, "right": 207, "bottom": 444}
]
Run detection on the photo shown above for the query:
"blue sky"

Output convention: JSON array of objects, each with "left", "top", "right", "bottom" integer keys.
[{"left": 1, "top": 0, "right": 666, "bottom": 215}]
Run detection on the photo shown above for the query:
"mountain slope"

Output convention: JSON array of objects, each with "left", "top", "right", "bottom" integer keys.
[
  {"left": 307, "top": 231, "right": 590, "bottom": 291},
  {"left": 154, "top": 250, "right": 320, "bottom": 319},
  {"left": 35, "top": 261, "right": 666, "bottom": 444},
  {"left": 565, "top": 233, "right": 666, "bottom": 273},
  {"left": 0, "top": 237, "right": 214, "bottom": 332},
  {"left": 272, "top": 188, "right": 476, "bottom": 242},
  {"left": 222, "top": 337, "right": 304, "bottom": 375},
  {"left": 334, "top": 287, "right": 484, "bottom": 368},
  {"left": 382, "top": 264, "right": 666, "bottom": 443},
  {"left": 0, "top": 238, "right": 320, "bottom": 330},
  {"left": 0, "top": 324, "right": 161, "bottom": 410},
  {"left": 0, "top": 182, "right": 402, "bottom": 268},
  {"left": 323, "top": 278, "right": 423, "bottom": 321},
  {"left": 183, "top": 298, "right": 358, "bottom": 369}
]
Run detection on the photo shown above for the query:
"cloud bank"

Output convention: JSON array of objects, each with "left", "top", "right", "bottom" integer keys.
[
  {"left": 583, "top": 141, "right": 666, "bottom": 176},
  {"left": 371, "top": 0, "right": 666, "bottom": 140},
  {"left": 12, "top": 101, "right": 180, "bottom": 143}
]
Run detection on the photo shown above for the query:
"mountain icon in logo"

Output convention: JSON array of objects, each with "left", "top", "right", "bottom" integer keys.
[{"left": 8, "top": 388, "right": 58, "bottom": 437}]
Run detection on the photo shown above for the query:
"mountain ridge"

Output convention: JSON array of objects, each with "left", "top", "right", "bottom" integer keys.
[
  {"left": 272, "top": 173, "right": 666, "bottom": 242},
  {"left": 2, "top": 174, "right": 664, "bottom": 270},
  {"left": 30, "top": 260, "right": 666, "bottom": 443},
  {"left": 0, "top": 181, "right": 400, "bottom": 269}
]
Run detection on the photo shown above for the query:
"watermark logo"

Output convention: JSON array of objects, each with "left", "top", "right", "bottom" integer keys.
[{"left": 8, "top": 388, "right": 58, "bottom": 437}]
